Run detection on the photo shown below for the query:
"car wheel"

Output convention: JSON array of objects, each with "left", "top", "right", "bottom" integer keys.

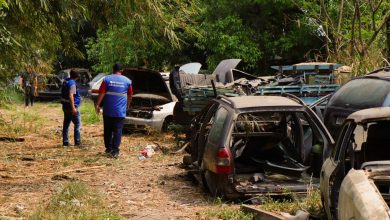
[{"left": 161, "top": 116, "right": 173, "bottom": 132}]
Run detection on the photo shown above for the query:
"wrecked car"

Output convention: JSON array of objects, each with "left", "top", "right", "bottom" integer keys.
[
  {"left": 320, "top": 107, "right": 390, "bottom": 219},
  {"left": 323, "top": 67, "right": 390, "bottom": 140},
  {"left": 122, "top": 68, "right": 176, "bottom": 132},
  {"left": 185, "top": 95, "right": 334, "bottom": 199},
  {"left": 37, "top": 68, "right": 92, "bottom": 100}
]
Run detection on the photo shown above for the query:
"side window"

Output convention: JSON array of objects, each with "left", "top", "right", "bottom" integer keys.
[{"left": 208, "top": 107, "right": 229, "bottom": 144}]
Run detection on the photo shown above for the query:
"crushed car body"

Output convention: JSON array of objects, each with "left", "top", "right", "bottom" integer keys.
[
  {"left": 184, "top": 95, "right": 334, "bottom": 199},
  {"left": 320, "top": 107, "right": 390, "bottom": 219}
]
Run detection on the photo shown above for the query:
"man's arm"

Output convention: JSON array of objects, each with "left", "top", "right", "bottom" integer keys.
[
  {"left": 69, "top": 84, "right": 77, "bottom": 115},
  {"left": 127, "top": 85, "right": 133, "bottom": 110},
  {"left": 95, "top": 81, "right": 106, "bottom": 114}
]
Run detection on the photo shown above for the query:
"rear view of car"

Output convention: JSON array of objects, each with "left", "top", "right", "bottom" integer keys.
[{"left": 186, "top": 95, "right": 334, "bottom": 199}]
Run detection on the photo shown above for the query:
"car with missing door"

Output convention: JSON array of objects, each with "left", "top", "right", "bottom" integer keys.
[
  {"left": 320, "top": 107, "right": 390, "bottom": 219},
  {"left": 185, "top": 94, "right": 334, "bottom": 199}
]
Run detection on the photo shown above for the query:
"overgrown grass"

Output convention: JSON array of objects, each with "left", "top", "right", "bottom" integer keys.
[
  {"left": 30, "top": 181, "right": 122, "bottom": 220},
  {"left": 79, "top": 99, "right": 102, "bottom": 125},
  {"left": 260, "top": 184, "right": 322, "bottom": 216},
  {"left": 0, "top": 85, "right": 23, "bottom": 108},
  {"left": 0, "top": 109, "right": 44, "bottom": 137},
  {"left": 202, "top": 197, "right": 253, "bottom": 220}
]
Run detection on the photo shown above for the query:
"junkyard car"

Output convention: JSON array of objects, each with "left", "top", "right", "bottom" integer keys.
[
  {"left": 37, "top": 68, "right": 92, "bottom": 99},
  {"left": 122, "top": 68, "right": 176, "bottom": 132},
  {"left": 186, "top": 95, "right": 334, "bottom": 199},
  {"left": 320, "top": 107, "right": 390, "bottom": 219},
  {"left": 322, "top": 67, "right": 390, "bottom": 140},
  {"left": 89, "top": 69, "right": 175, "bottom": 132}
]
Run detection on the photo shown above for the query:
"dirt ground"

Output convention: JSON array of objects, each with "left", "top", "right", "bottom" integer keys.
[{"left": 0, "top": 102, "right": 222, "bottom": 219}]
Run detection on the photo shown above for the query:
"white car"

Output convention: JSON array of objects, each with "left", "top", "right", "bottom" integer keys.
[{"left": 90, "top": 69, "right": 176, "bottom": 132}]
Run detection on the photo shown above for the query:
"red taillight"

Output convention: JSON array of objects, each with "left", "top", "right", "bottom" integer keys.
[
  {"left": 216, "top": 148, "right": 232, "bottom": 174},
  {"left": 91, "top": 89, "right": 99, "bottom": 94}
]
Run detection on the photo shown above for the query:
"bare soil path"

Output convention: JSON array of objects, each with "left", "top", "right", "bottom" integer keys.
[{"left": 0, "top": 102, "right": 220, "bottom": 219}]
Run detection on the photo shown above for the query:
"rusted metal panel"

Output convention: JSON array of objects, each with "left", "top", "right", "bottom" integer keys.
[{"left": 241, "top": 205, "right": 284, "bottom": 220}]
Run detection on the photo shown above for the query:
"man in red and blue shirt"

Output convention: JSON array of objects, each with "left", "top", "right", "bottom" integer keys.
[{"left": 95, "top": 63, "right": 132, "bottom": 158}]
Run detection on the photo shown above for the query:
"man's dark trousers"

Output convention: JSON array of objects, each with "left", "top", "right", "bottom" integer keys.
[
  {"left": 25, "top": 86, "right": 35, "bottom": 106},
  {"left": 103, "top": 116, "right": 124, "bottom": 154}
]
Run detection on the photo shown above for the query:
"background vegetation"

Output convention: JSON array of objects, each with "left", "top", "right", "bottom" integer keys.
[{"left": 0, "top": 0, "right": 389, "bottom": 79}]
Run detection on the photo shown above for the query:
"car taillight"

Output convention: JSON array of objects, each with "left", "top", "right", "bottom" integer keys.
[{"left": 216, "top": 147, "right": 231, "bottom": 174}]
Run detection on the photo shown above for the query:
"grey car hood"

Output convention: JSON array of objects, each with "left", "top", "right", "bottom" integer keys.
[
  {"left": 179, "top": 62, "right": 202, "bottom": 74},
  {"left": 212, "top": 59, "right": 241, "bottom": 84},
  {"left": 122, "top": 68, "right": 173, "bottom": 102}
]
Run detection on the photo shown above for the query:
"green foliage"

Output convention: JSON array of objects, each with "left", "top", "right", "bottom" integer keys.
[
  {"left": 79, "top": 99, "right": 101, "bottom": 125},
  {"left": 30, "top": 181, "right": 122, "bottom": 220},
  {"left": 167, "top": 123, "right": 183, "bottom": 148}
]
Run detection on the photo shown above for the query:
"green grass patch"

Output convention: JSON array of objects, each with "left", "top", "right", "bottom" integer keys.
[
  {"left": 79, "top": 100, "right": 102, "bottom": 125},
  {"left": 0, "top": 108, "right": 44, "bottom": 137},
  {"left": 260, "top": 184, "right": 322, "bottom": 216},
  {"left": 30, "top": 181, "right": 122, "bottom": 220},
  {"left": 0, "top": 85, "right": 23, "bottom": 108},
  {"left": 202, "top": 198, "right": 253, "bottom": 220}
]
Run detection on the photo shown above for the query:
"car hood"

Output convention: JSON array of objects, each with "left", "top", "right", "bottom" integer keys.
[
  {"left": 212, "top": 59, "right": 241, "bottom": 84},
  {"left": 122, "top": 68, "right": 173, "bottom": 102},
  {"left": 179, "top": 62, "right": 202, "bottom": 74}
]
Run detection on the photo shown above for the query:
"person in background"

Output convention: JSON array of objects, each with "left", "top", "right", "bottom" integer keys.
[
  {"left": 21, "top": 66, "right": 38, "bottom": 107},
  {"left": 95, "top": 63, "right": 132, "bottom": 158},
  {"left": 61, "top": 69, "right": 82, "bottom": 147}
]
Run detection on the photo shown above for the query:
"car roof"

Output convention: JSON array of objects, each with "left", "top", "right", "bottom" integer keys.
[
  {"left": 365, "top": 67, "right": 390, "bottom": 79},
  {"left": 347, "top": 107, "right": 390, "bottom": 123},
  {"left": 220, "top": 95, "right": 303, "bottom": 109}
]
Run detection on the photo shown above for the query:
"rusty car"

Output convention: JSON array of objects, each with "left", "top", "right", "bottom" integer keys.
[
  {"left": 184, "top": 95, "right": 334, "bottom": 199},
  {"left": 320, "top": 107, "right": 390, "bottom": 219}
]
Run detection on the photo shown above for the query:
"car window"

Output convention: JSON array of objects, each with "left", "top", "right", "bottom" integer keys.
[
  {"left": 328, "top": 78, "right": 390, "bottom": 108},
  {"left": 208, "top": 107, "right": 228, "bottom": 144},
  {"left": 332, "top": 122, "right": 350, "bottom": 160}
]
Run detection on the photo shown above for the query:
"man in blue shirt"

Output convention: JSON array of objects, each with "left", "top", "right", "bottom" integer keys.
[
  {"left": 95, "top": 63, "right": 132, "bottom": 158},
  {"left": 61, "top": 69, "right": 82, "bottom": 147}
]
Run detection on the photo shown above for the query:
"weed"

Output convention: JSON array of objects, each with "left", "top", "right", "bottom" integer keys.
[
  {"left": 0, "top": 85, "right": 23, "bottom": 108},
  {"left": 168, "top": 123, "right": 183, "bottom": 148},
  {"left": 29, "top": 181, "right": 122, "bottom": 220},
  {"left": 204, "top": 205, "right": 253, "bottom": 220},
  {"left": 79, "top": 100, "right": 102, "bottom": 125},
  {"left": 260, "top": 182, "right": 322, "bottom": 216}
]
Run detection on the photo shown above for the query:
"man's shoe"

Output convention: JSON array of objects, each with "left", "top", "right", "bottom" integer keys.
[
  {"left": 63, "top": 142, "right": 69, "bottom": 147},
  {"left": 111, "top": 152, "right": 119, "bottom": 159}
]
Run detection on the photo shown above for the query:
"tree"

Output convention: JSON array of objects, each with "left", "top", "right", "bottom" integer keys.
[{"left": 297, "top": 0, "right": 390, "bottom": 74}]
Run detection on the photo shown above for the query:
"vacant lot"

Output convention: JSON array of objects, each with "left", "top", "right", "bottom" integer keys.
[{"left": 0, "top": 101, "right": 248, "bottom": 219}]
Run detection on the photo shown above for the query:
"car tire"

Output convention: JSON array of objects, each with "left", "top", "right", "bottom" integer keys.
[
  {"left": 203, "top": 169, "right": 240, "bottom": 200},
  {"left": 161, "top": 116, "right": 173, "bottom": 132}
]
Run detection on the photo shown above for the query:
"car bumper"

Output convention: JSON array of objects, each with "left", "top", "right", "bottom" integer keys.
[{"left": 124, "top": 116, "right": 165, "bottom": 131}]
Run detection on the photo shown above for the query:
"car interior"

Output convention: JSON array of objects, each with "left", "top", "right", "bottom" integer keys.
[{"left": 231, "top": 111, "right": 325, "bottom": 181}]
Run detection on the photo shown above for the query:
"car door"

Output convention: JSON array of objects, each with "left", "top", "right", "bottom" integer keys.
[
  {"left": 320, "top": 121, "right": 353, "bottom": 219},
  {"left": 309, "top": 93, "right": 332, "bottom": 122}
]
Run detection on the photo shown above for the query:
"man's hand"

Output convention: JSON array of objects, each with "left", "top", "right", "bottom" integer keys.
[
  {"left": 95, "top": 105, "right": 101, "bottom": 114},
  {"left": 72, "top": 107, "right": 78, "bottom": 116}
]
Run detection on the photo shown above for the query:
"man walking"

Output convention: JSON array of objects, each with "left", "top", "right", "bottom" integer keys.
[
  {"left": 95, "top": 63, "right": 132, "bottom": 158},
  {"left": 61, "top": 69, "right": 82, "bottom": 147},
  {"left": 21, "top": 66, "right": 38, "bottom": 107}
]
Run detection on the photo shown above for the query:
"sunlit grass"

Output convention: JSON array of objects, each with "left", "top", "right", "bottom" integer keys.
[
  {"left": 79, "top": 99, "right": 102, "bottom": 125},
  {"left": 30, "top": 181, "right": 122, "bottom": 220}
]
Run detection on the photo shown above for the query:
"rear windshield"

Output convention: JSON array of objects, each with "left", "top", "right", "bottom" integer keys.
[{"left": 328, "top": 78, "right": 390, "bottom": 108}]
